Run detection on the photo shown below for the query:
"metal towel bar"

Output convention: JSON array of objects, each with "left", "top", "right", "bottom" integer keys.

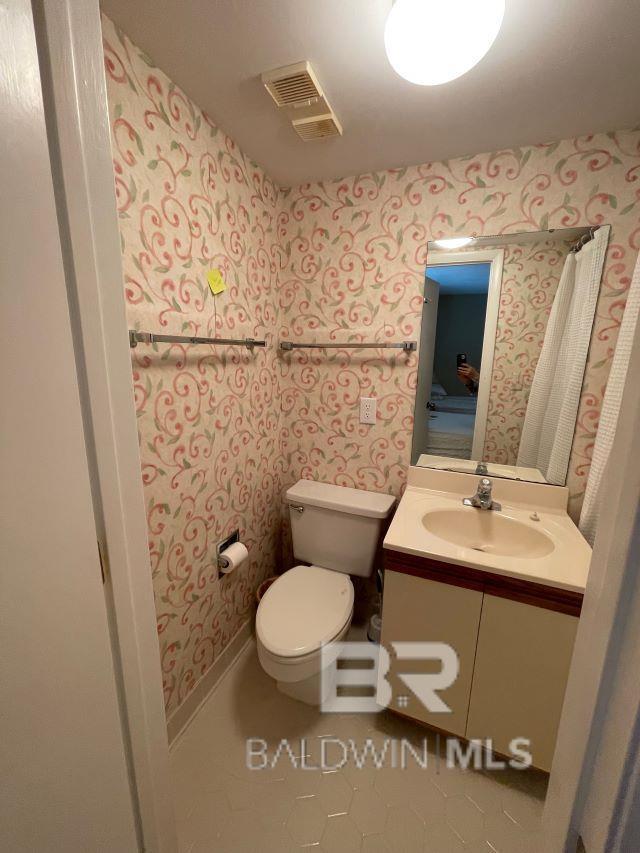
[
  {"left": 279, "top": 340, "right": 416, "bottom": 352},
  {"left": 129, "top": 330, "right": 266, "bottom": 350}
]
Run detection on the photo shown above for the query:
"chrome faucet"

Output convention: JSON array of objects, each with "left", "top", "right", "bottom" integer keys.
[
  {"left": 463, "top": 477, "right": 501, "bottom": 511},
  {"left": 475, "top": 462, "right": 488, "bottom": 475}
]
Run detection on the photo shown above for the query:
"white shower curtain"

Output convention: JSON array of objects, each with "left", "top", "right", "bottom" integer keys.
[
  {"left": 517, "top": 227, "right": 609, "bottom": 484},
  {"left": 580, "top": 248, "right": 640, "bottom": 544}
]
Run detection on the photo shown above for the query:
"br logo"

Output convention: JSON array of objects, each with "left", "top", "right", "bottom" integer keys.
[{"left": 320, "top": 641, "right": 459, "bottom": 714}]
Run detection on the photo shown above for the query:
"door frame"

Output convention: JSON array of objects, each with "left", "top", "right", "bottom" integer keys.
[
  {"left": 411, "top": 275, "right": 441, "bottom": 464},
  {"left": 32, "top": 2, "right": 177, "bottom": 851},
  {"left": 2, "top": 2, "right": 140, "bottom": 849},
  {"left": 426, "top": 248, "right": 504, "bottom": 459}
]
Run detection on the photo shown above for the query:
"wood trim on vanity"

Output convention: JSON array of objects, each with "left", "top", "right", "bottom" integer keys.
[{"left": 384, "top": 550, "right": 583, "bottom": 617}]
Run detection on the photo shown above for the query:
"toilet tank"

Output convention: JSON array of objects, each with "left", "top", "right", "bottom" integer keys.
[{"left": 286, "top": 480, "right": 396, "bottom": 577}]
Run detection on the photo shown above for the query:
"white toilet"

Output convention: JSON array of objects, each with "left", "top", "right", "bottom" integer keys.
[{"left": 256, "top": 479, "right": 395, "bottom": 704}]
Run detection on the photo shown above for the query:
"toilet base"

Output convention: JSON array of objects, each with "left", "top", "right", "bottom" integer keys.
[
  {"left": 276, "top": 664, "right": 336, "bottom": 706},
  {"left": 258, "top": 612, "right": 352, "bottom": 707}
]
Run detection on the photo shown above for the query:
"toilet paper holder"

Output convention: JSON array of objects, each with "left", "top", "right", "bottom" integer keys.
[{"left": 216, "top": 529, "right": 240, "bottom": 572}]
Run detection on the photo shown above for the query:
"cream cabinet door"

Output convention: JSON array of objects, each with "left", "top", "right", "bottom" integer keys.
[
  {"left": 380, "top": 570, "right": 483, "bottom": 736},
  {"left": 466, "top": 594, "right": 579, "bottom": 771}
]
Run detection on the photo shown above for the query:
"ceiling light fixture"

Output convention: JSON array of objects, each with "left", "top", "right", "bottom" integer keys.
[
  {"left": 384, "top": 0, "right": 505, "bottom": 86},
  {"left": 434, "top": 237, "right": 474, "bottom": 249}
]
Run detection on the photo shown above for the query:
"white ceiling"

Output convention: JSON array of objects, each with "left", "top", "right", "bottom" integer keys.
[{"left": 101, "top": 0, "right": 640, "bottom": 187}]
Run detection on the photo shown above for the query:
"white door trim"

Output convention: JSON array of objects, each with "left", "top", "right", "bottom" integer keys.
[
  {"left": 411, "top": 275, "right": 441, "bottom": 464},
  {"left": 2, "top": 2, "right": 140, "bottom": 848},
  {"left": 427, "top": 248, "right": 504, "bottom": 459},
  {"left": 33, "top": 2, "right": 177, "bottom": 851}
]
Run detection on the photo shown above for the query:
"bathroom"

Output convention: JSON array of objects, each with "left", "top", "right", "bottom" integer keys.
[{"left": 3, "top": 1, "right": 640, "bottom": 852}]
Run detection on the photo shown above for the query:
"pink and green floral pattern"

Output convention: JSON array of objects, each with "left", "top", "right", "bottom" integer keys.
[
  {"left": 103, "top": 16, "right": 286, "bottom": 718},
  {"left": 103, "top": 12, "right": 640, "bottom": 719},
  {"left": 279, "top": 133, "right": 640, "bottom": 520}
]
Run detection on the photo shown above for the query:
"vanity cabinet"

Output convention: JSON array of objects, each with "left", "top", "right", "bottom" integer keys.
[
  {"left": 382, "top": 550, "right": 582, "bottom": 771},
  {"left": 381, "top": 570, "right": 482, "bottom": 737},
  {"left": 466, "top": 594, "right": 578, "bottom": 771}
]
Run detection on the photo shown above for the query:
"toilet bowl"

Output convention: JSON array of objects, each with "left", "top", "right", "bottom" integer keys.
[
  {"left": 257, "top": 564, "right": 354, "bottom": 704},
  {"left": 255, "top": 480, "right": 395, "bottom": 704}
]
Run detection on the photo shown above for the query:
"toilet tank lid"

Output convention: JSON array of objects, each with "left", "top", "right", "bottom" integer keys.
[{"left": 286, "top": 479, "right": 395, "bottom": 518}]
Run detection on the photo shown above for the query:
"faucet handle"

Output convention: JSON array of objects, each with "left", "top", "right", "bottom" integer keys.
[{"left": 463, "top": 476, "right": 500, "bottom": 511}]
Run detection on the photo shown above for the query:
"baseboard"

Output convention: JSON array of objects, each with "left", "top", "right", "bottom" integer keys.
[{"left": 166, "top": 618, "right": 254, "bottom": 745}]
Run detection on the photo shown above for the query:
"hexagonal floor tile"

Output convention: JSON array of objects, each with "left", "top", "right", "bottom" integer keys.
[
  {"left": 501, "top": 788, "right": 544, "bottom": 833},
  {"left": 407, "top": 775, "right": 446, "bottom": 826},
  {"left": 374, "top": 767, "right": 414, "bottom": 807},
  {"left": 350, "top": 786, "right": 389, "bottom": 835},
  {"left": 458, "top": 770, "right": 504, "bottom": 818},
  {"left": 259, "top": 824, "right": 300, "bottom": 853},
  {"left": 252, "top": 778, "right": 296, "bottom": 828},
  {"left": 202, "top": 810, "right": 261, "bottom": 853},
  {"left": 281, "top": 760, "right": 324, "bottom": 798},
  {"left": 219, "top": 741, "right": 285, "bottom": 784},
  {"left": 342, "top": 754, "right": 378, "bottom": 791},
  {"left": 286, "top": 795, "right": 327, "bottom": 845},
  {"left": 423, "top": 819, "right": 467, "bottom": 853},
  {"left": 317, "top": 770, "right": 354, "bottom": 816},
  {"left": 383, "top": 805, "right": 425, "bottom": 853},
  {"left": 181, "top": 792, "right": 231, "bottom": 848},
  {"left": 464, "top": 841, "right": 501, "bottom": 853},
  {"left": 431, "top": 766, "right": 476, "bottom": 799},
  {"left": 224, "top": 776, "right": 257, "bottom": 811},
  {"left": 361, "top": 834, "right": 393, "bottom": 853},
  {"left": 485, "top": 810, "right": 536, "bottom": 853},
  {"left": 321, "top": 813, "right": 362, "bottom": 853},
  {"left": 170, "top": 644, "right": 552, "bottom": 853},
  {"left": 444, "top": 795, "right": 485, "bottom": 845}
]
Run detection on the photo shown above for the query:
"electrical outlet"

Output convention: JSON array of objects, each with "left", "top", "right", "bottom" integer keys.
[{"left": 360, "top": 397, "right": 377, "bottom": 424}]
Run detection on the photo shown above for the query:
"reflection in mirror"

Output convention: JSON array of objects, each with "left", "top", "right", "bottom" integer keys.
[{"left": 411, "top": 226, "right": 610, "bottom": 484}]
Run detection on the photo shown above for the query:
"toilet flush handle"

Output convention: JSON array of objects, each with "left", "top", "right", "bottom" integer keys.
[{"left": 290, "top": 504, "right": 305, "bottom": 514}]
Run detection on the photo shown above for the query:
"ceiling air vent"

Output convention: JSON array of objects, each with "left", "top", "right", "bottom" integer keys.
[
  {"left": 262, "top": 61, "right": 323, "bottom": 108},
  {"left": 292, "top": 112, "right": 343, "bottom": 141},
  {"left": 262, "top": 60, "right": 343, "bottom": 142}
]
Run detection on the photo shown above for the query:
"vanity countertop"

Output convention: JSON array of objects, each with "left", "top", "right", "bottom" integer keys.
[{"left": 384, "top": 468, "right": 591, "bottom": 594}]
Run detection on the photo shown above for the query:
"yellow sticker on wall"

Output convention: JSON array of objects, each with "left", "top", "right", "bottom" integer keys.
[{"left": 207, "top": 268, "right": 226, "bottom": 295}]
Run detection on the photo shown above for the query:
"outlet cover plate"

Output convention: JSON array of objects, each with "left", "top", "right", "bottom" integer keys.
[{"left": 360, "top": 397, "right": 377, "bottom": 424}]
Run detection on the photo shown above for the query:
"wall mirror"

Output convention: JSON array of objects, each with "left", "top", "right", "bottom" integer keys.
[{"left": 411, "top": 226, "right": 610, "bottom": 484}]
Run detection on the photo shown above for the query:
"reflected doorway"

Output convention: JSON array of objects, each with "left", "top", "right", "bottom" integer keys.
[{"left": 412, "top": 249, "right": 504, "bottom": 464}]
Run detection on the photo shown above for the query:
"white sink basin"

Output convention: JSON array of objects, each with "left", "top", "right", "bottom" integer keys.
[{"left": 422, "top": 509, "right": 555, "bottom": 559}]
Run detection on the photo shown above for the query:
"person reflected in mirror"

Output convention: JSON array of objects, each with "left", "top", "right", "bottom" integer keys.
[{"left": 457, "top": 363, "right": 480, "bottom": 396}]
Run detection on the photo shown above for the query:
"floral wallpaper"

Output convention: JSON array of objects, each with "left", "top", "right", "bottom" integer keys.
[
  {"left": 278, "top": 130, "right": 640, "bottom": 519},
  {"left": 102, "top": 16, "right": 285, "bottom": 719},
  {"left": 103, "top": 12, "right": 640, "bottom": 721},
  {"left": 483, "top": 237, "right": 573, "bottom": 466}
]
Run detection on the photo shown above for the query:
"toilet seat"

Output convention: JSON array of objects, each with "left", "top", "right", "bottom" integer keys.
[
  {"left": 256, "top": 564, "right": 354, "bottom": 659},
  {"left": 257, "top": 616, "right": 352, "bottom": 687}
]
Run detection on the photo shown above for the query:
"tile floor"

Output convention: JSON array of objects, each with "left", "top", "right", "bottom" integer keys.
[{"left": 170, "top": 641, "right": 546, "bottom": 853}]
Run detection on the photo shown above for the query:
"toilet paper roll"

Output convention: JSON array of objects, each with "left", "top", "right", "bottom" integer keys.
[{"left": 218, "top": 541, "right": 248, "bottom": 574}]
